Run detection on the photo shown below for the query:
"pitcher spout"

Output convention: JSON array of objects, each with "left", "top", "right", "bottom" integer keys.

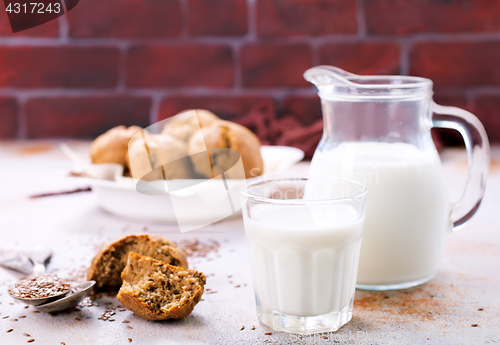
[
  {"left": 304, "top": 65, "right": 432, "bottom": 98},
  {"left": 304, "top": 66, "right": 358, "bottom": 91}
]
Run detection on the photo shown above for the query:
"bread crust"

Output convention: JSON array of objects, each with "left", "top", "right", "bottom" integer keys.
[
  {"left": 126, "top": 133, "right": 197, "bottom": 181},
  {"left": 188, "top": 120, "right": 263, "bottom": 178},
  {"left": 161, "top": 109, "right": 219, "bottom": 142},
  {"left": 117, "top": 253, "right": 205, "bottom": 321},
  {"left": 90, "top": 126, "right": 142, "bottom": 165},
  {"left": 87, "top": 234, "right": 188, "bottom": 291}
]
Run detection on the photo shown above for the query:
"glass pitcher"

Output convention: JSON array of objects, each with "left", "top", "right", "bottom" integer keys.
[{"left": 304, "top": 66, "right": 490, "bottom": 290}]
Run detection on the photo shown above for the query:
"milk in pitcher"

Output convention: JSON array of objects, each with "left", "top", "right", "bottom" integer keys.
[{"left": 309, "top": 142, "right": 451, "bottom": 287}]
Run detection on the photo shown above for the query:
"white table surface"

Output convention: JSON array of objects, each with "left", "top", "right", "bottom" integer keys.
[{"left": 0, "top": 140, "right": 499, "bottom": 345}]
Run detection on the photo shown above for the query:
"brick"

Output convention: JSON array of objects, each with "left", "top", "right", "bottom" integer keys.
[
  {"left": 158, "top": 96, "right": 274, "bottom": 121},
  {"left": 26, "top": 97, "right": 151, "bottom": 138},
  {"left": 188, "top": 0, "right": 247, "bottom": 36},
  {"left": 0, "top": 47, "right": 119, "bottom": 88},
  {"left": 472, "top": 95, "right": 500, "bottom": 142},
  {"left": 68, "top": 0, "right": 181, "bottom": 38},
  {"left": 241, "top": 44, "right": 312, "bottom": 88},
  {"left": 0, "top": 9, "right": 58, "bottom": 37},
  {"left": 256, "top": 0, "right": 357, "bottom": 37},
  {"left": 365, "top": 0, "right": 500, "bottom": 35},
  {"left": 0, "top": 97, "right": 18, "bottom": 138},
  {"left": 319, "top": 42, "right": 400, "bottom": 75},
  {"left": 127, "top": 45, "right": 234, "bottom": 88},
  {"left": 433, "top": 93, "right": 469, "bottom": 110},
  {"left": 282, "top": 95, "right": 322, "bottom": 126},
  {"left": 410, "top": 42, "right": 500, "bottom": 87}
]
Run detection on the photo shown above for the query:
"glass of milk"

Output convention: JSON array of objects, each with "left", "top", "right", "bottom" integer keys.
[{"left": 240, "top": 176, "right": 368, "bottom": 334}]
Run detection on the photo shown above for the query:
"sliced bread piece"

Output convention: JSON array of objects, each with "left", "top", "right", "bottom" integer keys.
[
  {"left": 117, "top": 253, "right": 206, "bottom": 320},
  {"left": 88, "top": 234, "right": 188, "bottom": 291}
]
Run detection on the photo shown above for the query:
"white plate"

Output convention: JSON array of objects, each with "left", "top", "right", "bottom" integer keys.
[{"left": 67, "top": 146, "right": 304, "bottom": 224}]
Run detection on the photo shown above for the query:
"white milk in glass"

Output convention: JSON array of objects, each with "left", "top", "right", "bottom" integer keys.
[
  {"left": 244, "top": 204, "right": 364, "bottom": 316},
  {"left": 309, "top": 142, "right": 451, "bottom": 286}
]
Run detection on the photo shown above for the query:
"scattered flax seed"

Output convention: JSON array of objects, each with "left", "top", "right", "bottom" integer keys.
[
  {"left": 2, "top": 316, "right": 8, "bottom": 319},
  {"left": 235, "top": 285, "right": 241, "bottom": 288},
  {"left": 6, "top": 329, "right": 13, "bottom": 333},
  {"left": 251, "top": 326, "right": 255, "bottom": 330},
  {"left": 19, "top": 316, "right": 26, "bottom": 318},
  {"left": 128, "top": 338, "right": 132, "bottom": 342},
  {"left": 119, "top": 308, "right": 127, "bottom": 312},
  {"left": 240, "top": 326, "right": 245, "bottom": 331},
  {"left": 11, "top": 319, "right": 18, "bottom": 321},
  {"left": 78, "top": 297, "right": 98, "bottom": 308},
  {"left": 228, "top": 275, "right": 232, "bottom": 278},
  {"left": 98, "top": 310, "right": 116, "bottom": 321},
  {"left": 23, "top": 333, "right": 30, "bottom": 337},
  {"left": 126, "top": 326, "right": 133, "bottom": 329},
  {"left": 229, "top": 281, "right": 233, "bottom": 284},
  {"left": 122, "top": 320, "right": 130, "bottom": 323},
  {"left": 178, "top": 239, "right": 220, "bottom": 258},
  {"left": 265, "top": 332, "right": 272, "bottom": 335},
  {"left": 478, "top": 308, "right": 484, "bottom": 311},
  {"left": 32, "top": 311, "right": 39, "bottom": 314},
  {"left": 27, "top": 339, "right": 34, "bottom": 343},
  {"left": 61, "top": 342, "right": 65, "bottom": 345},
  {"left": 471, "top": 324, "right": 479, "bottom": 327},
  {"left": 24, "top": 306, "right": 29, "bottom": 309},
  {"left": 244, "top": 284, "right": 247, "bottom": 287},
  {"left": 75, "top": 318, "right": 81, "bottom": 321}
]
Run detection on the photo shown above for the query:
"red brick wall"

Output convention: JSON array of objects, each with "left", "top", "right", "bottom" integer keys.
[{"left": 1, "top": 0, "right": 500, "bottom": 144}]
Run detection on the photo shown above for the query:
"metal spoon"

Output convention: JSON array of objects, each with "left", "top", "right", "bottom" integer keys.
[
  {"left": 7, "top": 247, "right": 69, "bottom": 306},
  {"left": 0, "top": 248, "right": 33, "bottom": 275},
  {"left": 0, "top": 245, "right": 51, "bottom": 276},
  {"left": 34, "top": 281, "right": 96, "bottom": 313},
  {"left": 28, "top": 245, "right": 52, "bottom": 276},
  {"left": 5, "top": 246, "right": 96, "bottom": 311}
]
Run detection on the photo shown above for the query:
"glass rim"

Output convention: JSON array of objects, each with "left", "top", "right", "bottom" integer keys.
[
  {"left": 240, "top": 176, "right": 368, "bottom": 206},
  {"left": 317, "top": 75, "right": 433, "bottom": 100},
  {"left": 342, "top": 75, "right": 433, "bottom": 89}
]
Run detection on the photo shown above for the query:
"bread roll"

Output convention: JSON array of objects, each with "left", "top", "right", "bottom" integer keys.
[
  {"left": 161, "top": 109, "right": 219, "bottom": 142},
  {"left": 117, "top": 253, "right": 205, "bottom": 321},
  {"left": 188, "top": 120, "right": 263, "bottom": 179},
  {"left": 90, "top": 126, "right": 142, "bottom": 165},
  {"left": 87, "top": 234, "right": 188, "bottom": 291},
  {"left": 127, "top": 133, "right": 197, "bottom": 181}
]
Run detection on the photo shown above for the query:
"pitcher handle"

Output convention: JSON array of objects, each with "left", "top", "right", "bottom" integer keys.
[{"left": 432, "top": 103, "right": 490, "bottom": 230}]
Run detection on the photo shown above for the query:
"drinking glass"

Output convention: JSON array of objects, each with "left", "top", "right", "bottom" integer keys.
[{"left": 240, "top": 176, "right": 367, "bottom": 334}]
